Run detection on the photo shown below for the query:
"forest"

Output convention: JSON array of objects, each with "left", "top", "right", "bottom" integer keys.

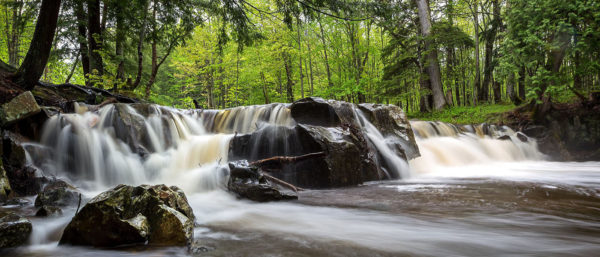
[{"left": 1, "top": 0, "right": 599, "bottom": 113}]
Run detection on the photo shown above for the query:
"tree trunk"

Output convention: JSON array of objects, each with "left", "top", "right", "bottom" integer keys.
[
  {"left": 306, "top": 30, "right": 315, "bottom": 96},
  {"left": 296, "top": 20, "right": 305, "bottom": 99},
  {"left": 115, "top": 4, "right": 125, "bottom": 83},
  {"left": 260, "top": 72, "right": 270, "bottom": 104},
  {"left": 74, "top": 0, "right": 90, "bottom": 82},
  {"left": 283, "top": 51, "right": 294, "bottom": 102},
  {"left": 64, "top": 59, "right": 78, "bottom": 83},
  {"left": 482, "top": 0, "right": 501, "bottom": 103},
  {"left": 12, "top": 0, "right": 62, "bottom": 89},
  {"left": 318, "top": 17, "right": 334, "bottom": 96},
  {"left": 146, "top": 37, "right": 157, "bottom": 98},
  {"left": 87, "top": 0, "right": 103, "bottom": 77},
  {"left": 131, "top": 0, "right": 149, "bottom": 89},
  {"left": 518, "top": 66, "right": 525, "bottom": 100},
  {"left": 415, "top": 0, "right": 447, "bottom": 110},
  {"left": 472, "top": 2, "right": 481, "bottom": 105}
]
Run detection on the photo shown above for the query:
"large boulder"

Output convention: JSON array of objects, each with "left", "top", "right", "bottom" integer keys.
[
  {"left": 227, "top": 160, "right": 297, "bottom": 202},
  {"left": 0, "top": 91, "right": 41, "bottom": 126},
  {"left": 0, "top": 211, "right": 32, "bottom": 248},
  {"left": 60, "top": 184, "right": 194, "bottom": 247},
  {"left": 230, "top": 97, "right": 416, "bottom": 188},
  {"left": 229, "top": 124, "right": 380, "bottom": 188}
]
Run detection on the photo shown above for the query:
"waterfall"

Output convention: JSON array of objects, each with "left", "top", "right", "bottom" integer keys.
[
  {"left": 409, "top": 121, "right": 545, "bottom": 174},
  {"left": 25, "top": 102, "right": 419, "bottom": 193}
]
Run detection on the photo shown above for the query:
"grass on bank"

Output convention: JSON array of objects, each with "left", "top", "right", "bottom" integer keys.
[{"left": 407, "top": 104, "right": 516, "bottom": 124}]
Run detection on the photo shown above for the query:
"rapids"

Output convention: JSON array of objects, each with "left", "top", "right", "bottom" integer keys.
[{"left": 2, "top": 103, "right": 599, "bottom": 256}]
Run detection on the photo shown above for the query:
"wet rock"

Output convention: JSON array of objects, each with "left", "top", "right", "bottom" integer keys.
[
  {"left": 60, "top": 184, "right": 195, "bottom": 247},
  {"left": 227, "top": 160, "right": 297, "bottom": 202},
  {"left": 358, "top": 103, "right": 420, "bottom": 159},
  {"left": 290, "top": 97, "right": 341, "bottom": 127},
  {"left": 0, "top": 160, "right": 11, "bottom": 201},
  {"left": 0, "top": 91, "right": 41, "bottom": 126},
  {"left": 229, "top": 124, "right": 374, "bottom": 188},
  {"left": 2, "top": 131, "right": 47, "bottom": 196},
  {"left": 522, "top": 125, "right": 546, "bottom": 138},
  {"left": 35, "top": 179, "right": 80, "bottom": 207},
  {"left": 497, "top": 135, "right": 512, "bottom": 141},
  {"left": 35, "top": 205, "right": 63, "bottom": 217},
  {"left": 2, "top": 198, "right": 30, "bottom": 207},
  {"left": 516, "top": 132, "right": 529, "bottom": 142},
  {"left": 0, "top": 211, "right": 32, "bottom": 248}
]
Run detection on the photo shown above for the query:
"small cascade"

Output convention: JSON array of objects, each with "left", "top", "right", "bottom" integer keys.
[
  {"left": 355, "top": 109, "right": 410, "bottom": 179},
  {"left": 409, "top": 121, "right": 545, "bottom": 174},
  {"left": 200, "top": 104, "right": 294, "bottom": 134},
  {"left": 28, "top": 104, "right": 233, "bottom": 193}
]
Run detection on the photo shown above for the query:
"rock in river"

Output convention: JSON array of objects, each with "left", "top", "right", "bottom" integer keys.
[
  {"left": 59, "top": 184, "right": 195, "bottom": 247},
  {"left": 227, "top": 160, "right": 297, "bottom": 202},
  {"left": 0, "top": 211, "right": 32, "bottom": 248}
]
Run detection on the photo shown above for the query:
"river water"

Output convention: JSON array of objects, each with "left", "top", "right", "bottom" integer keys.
[{"left": 2, "top": 104, "right": 599, "bottom": 256}]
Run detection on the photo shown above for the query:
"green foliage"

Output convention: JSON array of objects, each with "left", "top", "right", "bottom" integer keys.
[{"left": 408, "top": 104, "right": 515, "bottom": 125}]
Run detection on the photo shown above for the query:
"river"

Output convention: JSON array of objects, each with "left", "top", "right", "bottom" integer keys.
[{"left": 2, "top": 104, "right": 599, "bottom": 256}]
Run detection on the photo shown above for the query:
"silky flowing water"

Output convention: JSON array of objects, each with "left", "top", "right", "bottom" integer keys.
[{"left": 2, "top": 104, "right": 599, "bottom": 256}]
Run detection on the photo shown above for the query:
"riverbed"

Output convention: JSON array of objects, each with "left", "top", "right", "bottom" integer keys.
[{"left": 5, "top": 161, "right": 599, "bottom": 256}]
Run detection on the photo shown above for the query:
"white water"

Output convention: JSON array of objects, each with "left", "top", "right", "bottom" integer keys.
[{"left": 9, "top": 104, "right": 600, "bottom": 256}]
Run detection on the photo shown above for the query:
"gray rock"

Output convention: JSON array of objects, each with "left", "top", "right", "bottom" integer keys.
[
  {"left": 35, "top": 205, "right": 63, "bottom": 217},
  {"left": 227, "top": 161, "right": 297, "bottom": 202},
  {"left": 35, "top": 179, "right": 80, "bottom": 207},
  {"left": 0, "top": 91, "right": 41, "bottom": 126},
  {"left": 0, "top": 211, "right": 32, "bottom": 248},
  {"left": 60, "top": 184, "right": 195, "bottom": 247}
]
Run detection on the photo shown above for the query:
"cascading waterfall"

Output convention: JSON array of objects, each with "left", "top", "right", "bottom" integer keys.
[{"left": 409, "top": 121, "right": 545, "bottom": 174}]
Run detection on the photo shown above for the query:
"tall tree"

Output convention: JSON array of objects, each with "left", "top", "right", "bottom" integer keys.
[
  {"left": 12, "top": 0, "right": 61, "bottom": 89},
  {"left": 86, "top": 0, "right": 103, "bottom": 76},
  {"left": 415, "top": 0, "right": 447, "bottom": 110}
]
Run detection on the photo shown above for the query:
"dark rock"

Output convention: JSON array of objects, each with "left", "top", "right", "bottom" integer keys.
[
  {"left": 35, "top": 205, "right": 63, "bottom": 217},
  {"left": 497, "top": 135, "right": 512, "bottom": 141},
  {"left": 229, "top": 124, "right": 376, "bottom": 188},
  {"left": 358, "top": 103, "right": 420, "bottom": 159},
  {"left": 2, "top": 198, "right": 30, "bottom": 207},
  {"left": 2, "top": 131, "right": 47, "bottom": 196},
  {"left": 290, "top": 97, "right": 341, "bottom": 127},
  {"left": 516, "top": 132, "right": 529, "bottom": 142},
  {"left": 35, "top": 179, "right": 80, "bottom": 207},
  {"left": 60, "top": 184, "right": 195, "bottom": 247},
  {"left": 0, "top": 211, "right": 32, "bottom": 248},
  {"left": 522, "top": 125, "right": 546, "bottom": 138},
  {"left": 0, "top": 91, "right": 41, "bottom": 126},
  {"left": 227, "top": 161, "right": 297, "bottom": 202}
]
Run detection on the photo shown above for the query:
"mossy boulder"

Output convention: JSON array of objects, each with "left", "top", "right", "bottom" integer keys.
[
  {"left": 59, "top": 184, "right": 194, "bottom": 247},
  {"left": 0, "top": 211, "right": 32, "bottom": 248},
  {"left": 0, "top": 91, "right": 41, "bottom": 126}
]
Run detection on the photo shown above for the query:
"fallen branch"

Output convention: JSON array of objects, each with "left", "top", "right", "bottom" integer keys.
[
  {"left": 262, "top": 173, "right": 304, "bottom": 192},
  {"left": 249, "top": 152, "right": 326, "bottom": 170}
]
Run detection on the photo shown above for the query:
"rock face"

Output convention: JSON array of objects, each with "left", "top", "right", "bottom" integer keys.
[
  {"left": 0, "top": 211, "right": 32, "bottom": 248},
  {"left": 227, "top": 160, "right": 297, "bottom": 202},
  {"left": 0, "top": 91, "right": 41, "bottom": 126},
  {"left": 0, "top": 160, "right": 11, "bottom": 201},
  {"left": 230, "top": 97, "right": 418, "bottom": 188},
  {"left": 2, "top": 131, "right": 47, "bottom": 196},
  {"left": 35, "top": 179, "right": 80, "bottom": 207},
  {"left": 60, "top": 184, "right": 194, "bottom": 247}
]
